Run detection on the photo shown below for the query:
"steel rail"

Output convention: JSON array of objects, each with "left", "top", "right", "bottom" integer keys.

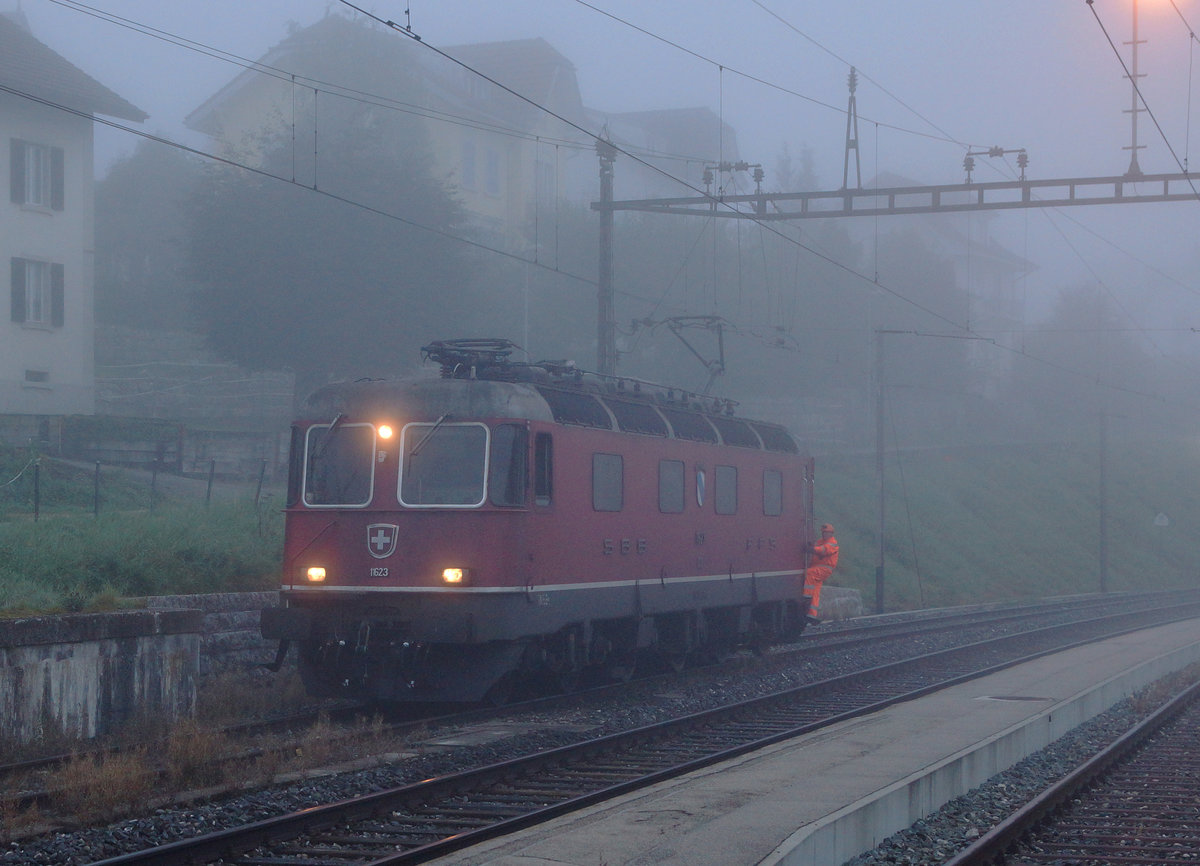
[{"left": 943, "top": 677, "right": 1200, "bottom": 865}]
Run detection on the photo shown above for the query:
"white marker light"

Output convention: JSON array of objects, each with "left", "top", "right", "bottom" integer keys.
[{"left": 442, "top": 567, "right": 467, "bottom": 585}]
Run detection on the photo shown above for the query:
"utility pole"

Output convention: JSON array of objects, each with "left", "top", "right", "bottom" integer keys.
[
  {"left": 596, "top": 135, "right": 617, "bottom": 376},
  {"left": 1125, "top": 0, "right": 1146, "bottom": 177},
  {"left": 1099, "top": 410, "right": 1109, "bottom": 592},
  {"left": 875, "top": 330, "right": 886, "bottom": 615},
  {"left": 874, "top": 330, "right": 911, "bottom": 614}
]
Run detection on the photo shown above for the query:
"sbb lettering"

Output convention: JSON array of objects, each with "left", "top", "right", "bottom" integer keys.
[{"left": 602, "top": 538, "right": 649, "bottom": 555}]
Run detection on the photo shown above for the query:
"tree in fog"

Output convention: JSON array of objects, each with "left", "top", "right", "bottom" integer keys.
[
  {"left": 1001, "top": 284, "right": 1160, "bottom": 439},
  {"left": 96, "top": 140, "right": 205, "bottom": 330},
  {"left": 186, "top": 25, "right": 472, "bottom": 403}
]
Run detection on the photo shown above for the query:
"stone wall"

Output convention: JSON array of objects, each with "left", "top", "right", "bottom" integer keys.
[
  {"left": 0, "top": 609, "right": 201, "bottom": 743},
  {"left": 145, "top": 591, "right": 279, "bottom": 677}
]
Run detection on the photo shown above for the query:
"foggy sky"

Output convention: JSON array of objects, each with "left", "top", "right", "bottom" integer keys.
[{"left": 16, "top": 0, "right": 1200, "bottom": 327}]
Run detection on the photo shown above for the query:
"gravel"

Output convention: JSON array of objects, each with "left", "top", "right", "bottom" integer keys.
[{"left": 841, "top": 699, "right": 1142, "bottom": 865}]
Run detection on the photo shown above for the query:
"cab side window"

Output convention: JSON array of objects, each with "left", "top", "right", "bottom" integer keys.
[
  {"left": 659, "top": 459, "right": 685, "bottom": 513},
  {"left": 715, "top": 464, "right": 738, "bottom": 515},
  {"left": 489, "top": 424, "right": 528, "bottom": 506},
  {"left": 763, "top": 469, "right": 783, "bottom": 516},
  {"left": 592, "top": 452, "right": 623, "bottom": 512},
  {"left": 534, "top": 432, "right": 553, "bottom": 506}
]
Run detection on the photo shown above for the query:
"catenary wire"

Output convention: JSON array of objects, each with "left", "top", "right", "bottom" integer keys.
[{"left": 22, "top": 1, "right": 1200, "bottom": 414}]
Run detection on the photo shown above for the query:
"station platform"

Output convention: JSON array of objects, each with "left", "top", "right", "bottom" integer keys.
[{"left": 427, "top": 617, "right": 1200, "bottom": 866}]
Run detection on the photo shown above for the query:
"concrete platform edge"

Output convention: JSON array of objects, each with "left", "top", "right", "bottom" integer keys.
[{"left": 760, "top": 638, "right": 1200, "bottom": 866}]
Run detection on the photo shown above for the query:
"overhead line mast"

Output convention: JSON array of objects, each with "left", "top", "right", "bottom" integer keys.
[
  {"left": 592, "top": 7, "right": 1195, "bottom": 372},
  {"left": 1125, "top": 0, "right": 1146, "bottom": 177}
]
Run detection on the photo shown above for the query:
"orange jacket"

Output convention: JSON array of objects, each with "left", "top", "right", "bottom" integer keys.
[{"left": 811, "top": 535, "right": 839, "bottom": 570}]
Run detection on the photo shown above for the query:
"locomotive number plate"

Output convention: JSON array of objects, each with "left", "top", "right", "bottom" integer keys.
[{"left": 369, "top": 567, "right": 389, "bottom": 577}]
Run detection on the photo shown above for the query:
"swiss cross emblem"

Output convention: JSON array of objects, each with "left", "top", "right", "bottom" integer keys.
[{"left": 367, "top": 524, "right": 399, "bottom": 559}]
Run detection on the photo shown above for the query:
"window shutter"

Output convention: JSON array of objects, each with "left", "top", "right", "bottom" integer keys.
[
  {"left": 9, "top": 139, "right": 25, "bottom": 205},
  {"left": 50, "top": 147, "right": 64, "bottom": 211},
  {"left": 11, "top": 259, "right": 26, "bottom": 323},
  {"left": 51, "top": 263, "right": 64, "bottom": 327}
]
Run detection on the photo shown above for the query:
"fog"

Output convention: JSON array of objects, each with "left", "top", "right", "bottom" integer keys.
[{"left": 14, "top": 0, "right": 1200, "bottom": 444}]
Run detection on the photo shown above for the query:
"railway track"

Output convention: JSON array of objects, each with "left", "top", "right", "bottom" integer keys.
[
  {"left": 944, "top": 674, "right": 1200, "bottom": 865},
  {"left": 82, "top": 597, "right": 1200, "bottom": 866},
  {"left": 0, "top": 592, "right": 1172, "bottom": 810}
]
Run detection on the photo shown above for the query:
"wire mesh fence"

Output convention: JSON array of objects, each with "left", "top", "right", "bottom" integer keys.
[{"left": 0, "top": 454, "right": 274, "bottom": 521}]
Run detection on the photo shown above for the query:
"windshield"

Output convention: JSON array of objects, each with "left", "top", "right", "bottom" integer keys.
[
  {"left": 303, "top": 422, "right": 375, "bottom": 506},
  {"left": 400, "top": 422, "right": 487, "bottom": 506}
]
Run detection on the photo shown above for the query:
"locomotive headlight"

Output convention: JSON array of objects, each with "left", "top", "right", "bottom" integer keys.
[
  {"left": 306, "top": 566, "right": 327, "bottom": 583},
  {"left": 441, "top": 567, "right": 470, "bottom": 585},
  {"left": 377, "top": 424, "right": 394, "bottom": 439}
]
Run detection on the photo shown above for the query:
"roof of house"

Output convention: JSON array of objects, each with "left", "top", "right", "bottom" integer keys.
[
  {"left": 0, "top": 10, "right": 146, "bottom": 122},
  {"left": 441, "top": 37, "right": 586, "bottom": 126},
  {"left": 188, "top": 16, "right": 586, "bottom": 138},
  {"left": 603, "top": 106, "right": 739, "bottom": 163}
]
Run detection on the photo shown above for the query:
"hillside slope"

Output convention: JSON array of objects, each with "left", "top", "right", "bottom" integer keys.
[{"left": 814, "top": 439, "right": 1198, "bottom": 611}]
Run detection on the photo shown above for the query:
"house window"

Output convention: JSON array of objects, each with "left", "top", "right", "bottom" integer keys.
[
  {"left": 24, "top": 369, "right": 50, "bottom": 385},
  {"left": 10, "top": 258, "right": 65, "bottom": 327},
  {"left": 484, "top": 148, "right": 501, "bottom": 196},
  {"left": 536, "top": 158, "right": 555, "bottom": 209},
  {"left": 10, "top": 139, "right": 64, "bottom": 210},
  {"left": 461, "top": 140, "right": 476, "bottom": 190}
]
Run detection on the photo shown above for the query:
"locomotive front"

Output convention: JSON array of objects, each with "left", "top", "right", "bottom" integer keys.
[{"left": 262, "top": 375, "right": 557, "bottom": 702}]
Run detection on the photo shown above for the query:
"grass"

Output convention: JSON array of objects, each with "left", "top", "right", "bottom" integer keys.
[
  {"left": 817, "top": 438, "right": 1200, "bottom": 612},
  {"left": 0, "top": 501, "right": 283, "bottom": 615},
  {"left": 0, "top": 444, "right": 284, "bottom": 614},
  {"left": 0, "top": 437, "right": 1196, "bottom": 616},
  {"left": 8, "top": 701, "right": 394, "bottom": 834}
]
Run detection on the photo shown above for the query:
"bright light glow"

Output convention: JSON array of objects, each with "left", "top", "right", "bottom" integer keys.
[
  {"left": 306, "top": 566, "right": 327, "bottom": 583},
  {"left": 377, "top": 424, "right": 394, "bottom": 439},
  {"left": 442, "top": 567, "right": 466, "bottom": 585}
]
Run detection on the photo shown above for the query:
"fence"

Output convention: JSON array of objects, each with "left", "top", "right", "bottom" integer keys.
[{"left": 0, "top": 453, "right": 275, "bottom": 520}]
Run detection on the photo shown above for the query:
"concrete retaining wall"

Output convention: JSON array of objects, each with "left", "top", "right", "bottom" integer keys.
[{"left": 0, "top": 609, "right": 201, "bottom": 743}]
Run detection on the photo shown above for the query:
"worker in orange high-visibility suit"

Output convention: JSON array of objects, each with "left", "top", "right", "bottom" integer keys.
[{"left": 803, "top": 523, "right": 839, "bottom": 624}]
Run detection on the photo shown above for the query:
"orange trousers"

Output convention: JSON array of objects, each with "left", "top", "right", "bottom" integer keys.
[{"left": 803, "top": 565, "right": 834, "bottom": 618}]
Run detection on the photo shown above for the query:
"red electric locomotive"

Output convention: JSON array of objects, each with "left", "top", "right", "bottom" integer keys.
[{"left": 262, "top": 339, "right": 816, "bottom": 702}]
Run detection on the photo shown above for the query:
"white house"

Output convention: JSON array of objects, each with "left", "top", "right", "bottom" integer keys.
[{"left": 1, "top": 10, "right": 144, "bottom": 418}]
